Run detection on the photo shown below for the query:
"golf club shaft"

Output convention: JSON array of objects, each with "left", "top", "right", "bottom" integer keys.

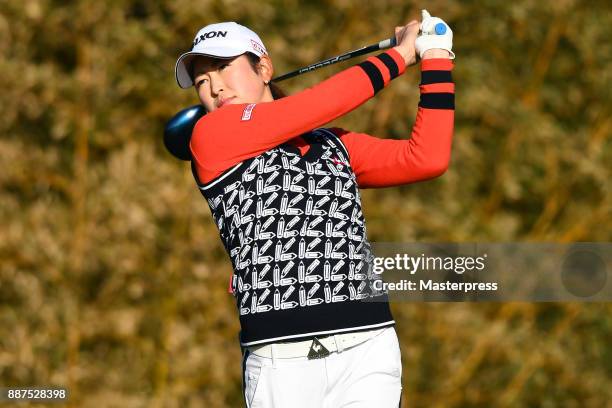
[{"left": 272, "top": 36, "right": 397, "bottom": 82}]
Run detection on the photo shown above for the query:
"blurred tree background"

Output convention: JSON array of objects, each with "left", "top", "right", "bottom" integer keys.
[{"left": 1, "top": 0, "right": 611, "bottom": 407}]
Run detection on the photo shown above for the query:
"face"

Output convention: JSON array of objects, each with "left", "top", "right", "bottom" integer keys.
[{"left": 191, "top": 54, "right": 274, "bottom": 112}]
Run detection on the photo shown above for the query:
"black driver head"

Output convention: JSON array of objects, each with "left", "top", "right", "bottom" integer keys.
[{"left": 163, "top": 104, "right": 207, "bottom": 161}]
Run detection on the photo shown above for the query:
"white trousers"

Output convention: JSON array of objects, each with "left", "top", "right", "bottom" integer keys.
[{"left": 242, "top": 327, "right": 402, "bottom": 408}]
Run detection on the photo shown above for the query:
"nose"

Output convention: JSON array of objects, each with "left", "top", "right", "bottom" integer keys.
[{"left": 208, "top": 72, "right": 224, "bottom": 96}]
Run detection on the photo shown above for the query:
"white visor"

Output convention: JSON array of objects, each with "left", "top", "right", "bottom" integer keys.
[{"left": 175, "top": 22, "right": 268, "bottom": 89}]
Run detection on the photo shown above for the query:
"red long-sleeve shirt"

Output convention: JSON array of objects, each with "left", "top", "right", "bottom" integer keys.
[
  {"left": 190, "top": 48, "right": 454, "bottom": 188},
  {"left": 188, "top": 49, "right": 455, "bottom": 345}
]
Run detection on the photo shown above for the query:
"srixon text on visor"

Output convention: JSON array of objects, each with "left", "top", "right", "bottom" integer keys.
[{"left": 192, "top": 31, "right": 228, "bottom": 49}]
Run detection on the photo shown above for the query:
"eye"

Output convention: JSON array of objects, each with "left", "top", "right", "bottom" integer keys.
[{"left": 195, "top": 78, "right": 208, "bottom": 88}]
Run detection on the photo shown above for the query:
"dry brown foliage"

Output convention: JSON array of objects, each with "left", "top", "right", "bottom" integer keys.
[{"left": 1, "top": 1, "right": 610, "bottom": 407}]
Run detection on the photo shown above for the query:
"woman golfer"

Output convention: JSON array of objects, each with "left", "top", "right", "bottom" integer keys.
[{"left": 174, "top": 10, "right": 454, "bottom": 408}]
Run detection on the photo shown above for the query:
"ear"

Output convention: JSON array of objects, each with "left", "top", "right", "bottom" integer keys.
[{"left": 258, "top": 55, "right": 274, "bottom": 83}]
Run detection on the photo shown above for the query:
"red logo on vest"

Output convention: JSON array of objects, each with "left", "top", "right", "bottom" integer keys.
[{"left": 331, "top": 156, "right": 349, "bottom": 167}]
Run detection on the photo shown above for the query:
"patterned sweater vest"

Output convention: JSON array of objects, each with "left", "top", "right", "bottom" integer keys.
[{"left": 192, "top": 128, "right": 394, "bottom": 346}]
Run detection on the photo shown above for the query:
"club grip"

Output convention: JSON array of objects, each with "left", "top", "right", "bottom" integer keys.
[{"left": 378, "top": 36, "right": 397, "bottom": 50}]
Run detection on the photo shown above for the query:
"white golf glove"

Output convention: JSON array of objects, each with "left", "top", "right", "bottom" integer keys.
[{"left": 415, "top": 9, "right": 455, "bottom": 59}]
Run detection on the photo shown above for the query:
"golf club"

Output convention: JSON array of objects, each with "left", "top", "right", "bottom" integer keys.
[
  {"left": 164, "top": 35, "right": 398, "bottom": 161},
  {"left": 272, "top": 36, "right": 396, "bottom": 82}
]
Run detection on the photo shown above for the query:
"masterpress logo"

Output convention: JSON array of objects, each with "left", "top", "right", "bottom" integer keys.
[
  {"left": 369, "top": 252, "right": 496, "bottom": 296},
  {"left": 365, "top": 242, "right": 612, "bottom": 302},
  {"left": 372, "top": 253, "right": 488, "bottom": 275}
]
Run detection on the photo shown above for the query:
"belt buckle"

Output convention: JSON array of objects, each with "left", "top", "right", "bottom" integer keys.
[{"left": 307, "top": 337, "right": 330, "bottom": 360}]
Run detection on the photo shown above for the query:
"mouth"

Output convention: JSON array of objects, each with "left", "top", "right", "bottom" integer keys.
[{"left": 218, "top": 97, "right": 235, "bottom": 108}]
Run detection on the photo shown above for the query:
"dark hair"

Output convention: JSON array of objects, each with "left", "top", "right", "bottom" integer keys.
[{"left": 244, "top": 53, "right": 287, "bottom": 99}]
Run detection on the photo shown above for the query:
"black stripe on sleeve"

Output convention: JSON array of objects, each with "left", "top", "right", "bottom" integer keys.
[
  {"left": 375, "top": 53, "right": 399, "bottom": 79},
  {"left": 357, "top": 61, "right": 384, "bottom": 94},
  {"left": 420, "top": 70, "right": 453, "bottom": 85},
  {"left": 419, "top": 93, "right": 455, "bottom": 110}
]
